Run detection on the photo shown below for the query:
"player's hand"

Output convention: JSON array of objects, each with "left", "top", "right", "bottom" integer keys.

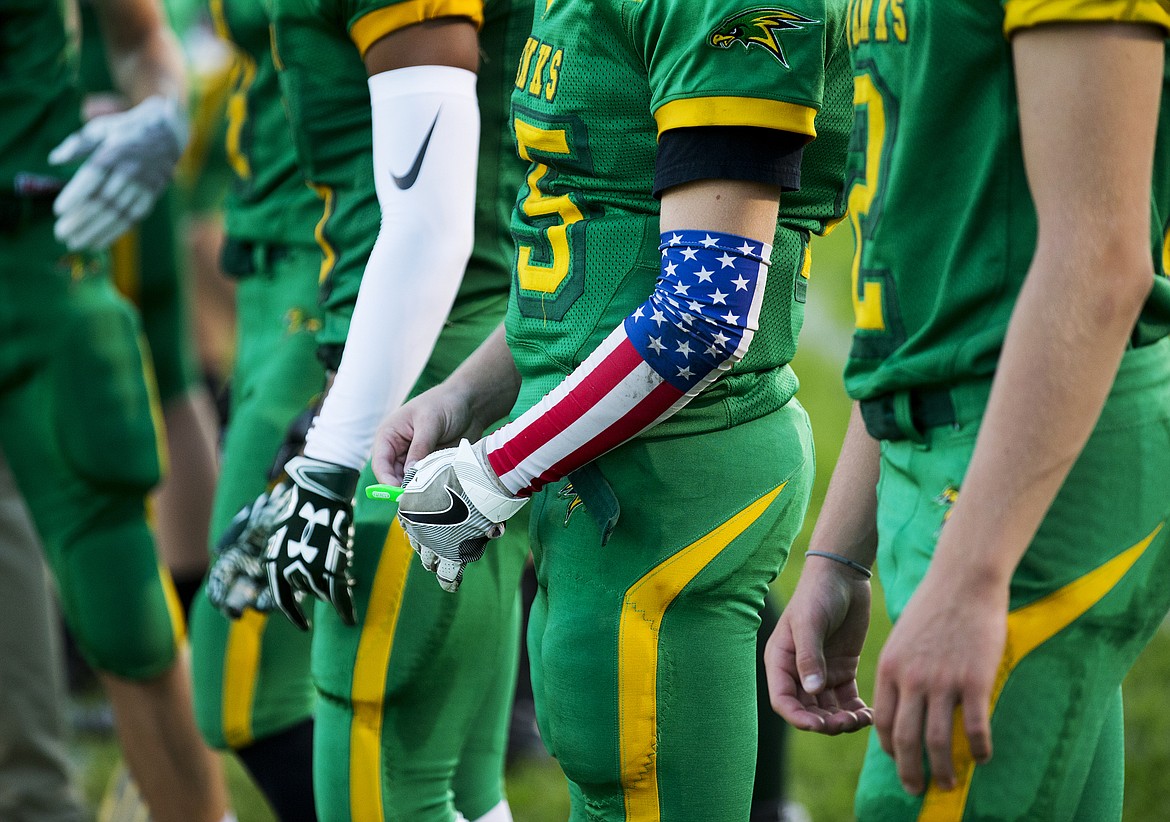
[
  {"left": 396, "top": 438, "right": 526, "bottom": 593},
  {"left": 765, "top": 555, "right": 873, "bottom": 736},
  {"left": 206, "top": 494, "right": 277, "bottom": 619},
  {"left": 261, "top": 456, "right": 360, "bottom": 630},
  {"left": 372, "top": 382, "right": 487, "bottom": 485},
  {"left": 49, "top": 95, "right": 187, "bottom": 250},
  {"left": 872, "top": 563, "right": 1005, "bottom": 795}
]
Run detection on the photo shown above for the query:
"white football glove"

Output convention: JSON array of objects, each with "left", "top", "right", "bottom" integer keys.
[
  {"left": 49, "top": 95, "right": 187, "bottom": 251},
  {"left": 206, "top": 494, "right": 278, "bottom": 619},
  {"left": 396, "top": 438, "right": 527, "bottom": 593}
]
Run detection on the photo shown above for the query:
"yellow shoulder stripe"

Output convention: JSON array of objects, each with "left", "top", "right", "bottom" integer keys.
[
  {"left": 350, "top": 0, "right": 485, "bottom": 57},
  {"left": 654, "top": 96, "right": 817, "bottom": 140},
  {"left": 1003, "top": 0, "right": 1170, "bottom": 36}
]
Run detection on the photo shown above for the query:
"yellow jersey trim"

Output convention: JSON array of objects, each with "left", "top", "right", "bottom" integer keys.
[
  {"left": 110, "top": 228, "right": 141, "bottom": 306},
  {"left": 617, "top": 484, "right": 785, "bottom": 821},
  {"left": 918, "top": 522, "right": 1163, "bottom": 821},
  {"left": 159, "top": 565, "right": 187, "bottom": 646},
  {"left": 349, "top": 0, "right": 485, "bottom": 57},
  {"left": 310, "top": 183, "right": 338, "bottom": 284},
  {"left": 654, "top": 97, "right": 817, "bottom": 140},
  {"left": 1003, "top": 0, "right": 1170, "bottom": 36},
  {"left": 223, "top": 610, "right": 268, "bottom": 748},
  {"left": 349, "top": 522, "right": 414, "bottom": 822}
]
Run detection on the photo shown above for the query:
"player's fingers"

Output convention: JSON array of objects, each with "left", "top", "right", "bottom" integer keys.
[
  {"left": 891, "top": 689, "right": 926, "bottom": 796},
  {"left": 419, "top": 546, "right": 440, "bottom": 573},
  {"left": 97, "top": 167, "right": 135, "bottom": 208},
  {"left": 790, "top": 615, "right": 828, "bottom": 696},
  {"left": 331, "top": 575, "right": 357, "bottom": 626},
  {"left": 53, "top": 163, "right": 107, "bottom": 216},
  {"left": 434, "top": 557, "right": 464, "bottom": 593},
  {"left": 763, "top": 627, "right": 817, "bottom": 728},
  {"left": 403, "top": 413, "right": 443, "bottom": 472},
  {"left": 121, "top": 184, "right": 156, "bottom": 225},
  {"left": 925, "top": 693, "right": 958, "bottom": 791},
  {"left": 961, "top": 687, "right": 993, "bottom": 765},
  {"left": 373, "top": 422, "right": 412, "bottom": 484},
  {"left": 49, "top": 127, "right": 100, "bottom": 166},
  {"left": 70, "top": 209, "right": 128, "bottom": 252},
  {"left": 873, "top": 664, "right": 898, "bottom": 757},
  {"left": 266, "top": 561, "right": 310, "bottom": 631},
  {"left": 54, "top": 194, "right": 120, "bottom": 250}
]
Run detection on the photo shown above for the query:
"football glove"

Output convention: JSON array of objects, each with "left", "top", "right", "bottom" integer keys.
[
  {"left": 262, "top": 456, "right": 360, "bottom": 630},
  {"left": 50, "top": 95, "right": 187, "bottom": 251},
  {"left": 206, "top": 493, "right": 277, "bottom": 619},
  {"left": 396, "top": 438, "right": 527, "bottom": 593}
]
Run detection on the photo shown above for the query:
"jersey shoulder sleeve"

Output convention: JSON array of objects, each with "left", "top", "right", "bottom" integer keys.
[
  {"left": 1002, "top": 0, "right": 1170, "bottom": 37},
  {"left": 346, "top": 0, "right": 486, "bottom": 57},
  {"left": 630, "top": 0, "right": 834, "bottom": 140}
]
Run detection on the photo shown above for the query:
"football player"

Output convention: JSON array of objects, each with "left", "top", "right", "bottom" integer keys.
[
  {"left": 373, "top": 0, "right": 855, "bottom": 818},
  {"left": 199, "top": 0, "right": 533, "bottom": 818},
  {"left": 78, "top": 0, "right": 221, "bottom": 619},
  {"left": 765, "top": 2, "right": 1170, "bottom": 820},
  {"left": 185, "top": 0, "right": 328, "bottom": 817},
  {"left": 0, "top": 0, "right": 232, "bottom": 818}
]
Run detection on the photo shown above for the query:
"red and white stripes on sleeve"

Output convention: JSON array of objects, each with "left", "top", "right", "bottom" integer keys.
[{"left": 484, "top": 229, "right": 771, "bottom": 496}]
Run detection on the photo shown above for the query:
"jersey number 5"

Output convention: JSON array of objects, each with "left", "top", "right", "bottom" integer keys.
[{"left": 512, "top": 106, "right": 592, "bottom": 321}]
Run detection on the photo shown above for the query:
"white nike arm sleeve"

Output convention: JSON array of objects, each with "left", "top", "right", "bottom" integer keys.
[{"left": 304, "top": 65, "right": 480, "bottom": 470}]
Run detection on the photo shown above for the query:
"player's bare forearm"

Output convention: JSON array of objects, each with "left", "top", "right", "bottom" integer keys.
[
  {"left": 94, "top": 0, "right": 185, "bottom": 104},
  {"left": 806, "top": 403, "right": 880, "bottom": 570},
  {"left": 928, "top": 23, "right": 1162, "bottom": 591},
  {"left": 443, "top": 324, "right": 522, "bottom": 431},
  {"left": 765, "top": 403, "right": 876, "bottom": 732}
]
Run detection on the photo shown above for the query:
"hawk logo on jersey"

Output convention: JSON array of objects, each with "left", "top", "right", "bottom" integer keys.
[
  {"left": 708, "top": 7, "right": 820, "bottom": 68},
  {"left": 557, "top": 483, "right": 586, "bottom": 527}
]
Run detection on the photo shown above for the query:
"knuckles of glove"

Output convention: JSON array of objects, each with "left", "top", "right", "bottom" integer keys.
[
  {"left": 395, "top": 446, "right": 513, "bottom": 593},
  {"left": 206, "top": 494, "right": 279, "bottom": 619},
  {"left": 260, "top": 462, "right": 359, "bottom": 630}
]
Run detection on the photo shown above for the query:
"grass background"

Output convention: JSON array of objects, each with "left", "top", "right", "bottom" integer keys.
[{"left": 74, "top": 228, "right": 1170, "bottom": 820}]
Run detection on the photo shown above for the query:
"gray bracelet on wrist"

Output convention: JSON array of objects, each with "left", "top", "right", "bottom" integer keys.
[{"left": 804, "top": 550, "right": 873, "bottom": 580}]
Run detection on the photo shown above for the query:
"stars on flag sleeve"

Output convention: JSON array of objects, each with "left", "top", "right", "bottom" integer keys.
[
  {"left": 625, "top": 230, "right": 771, "bottom": 393},
  {"left": 485, "top": 230, "right": 772, "bottom": 496}
]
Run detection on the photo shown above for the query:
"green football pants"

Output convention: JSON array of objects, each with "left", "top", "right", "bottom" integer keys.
[
  {"left": 0, "top": 217, "right": 179, "bottom": 680},
  {"left": 526, "top": 399, "right": 815, "bottom": 822},
  {"left": 190, "top": 241, "right": 326, "bottom": 749},
  {"left": 109, "top": 187, "right": 200, "bottom": 404},
  {"left": 855, "top": 336, "right": 1170, "bottom": 822},
  {"left": 310, "top": 294, "right": 526, "bottom": 822}
]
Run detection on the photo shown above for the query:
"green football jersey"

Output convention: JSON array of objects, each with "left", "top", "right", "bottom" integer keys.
[
  {"left": 843, "top": 0, "right": 1170, "bottom": 402},
  {"left": 209, "top": 0, "right": 321, "bottom": 245},
  {"left": 268, "top": 0, "right": 530, "bottom": 356},
  {"left": 0, "top": 0, "right": 82, "bottom": 191},
  {"left": 505, "top": 0, "right": 852, "bottom": 437}
]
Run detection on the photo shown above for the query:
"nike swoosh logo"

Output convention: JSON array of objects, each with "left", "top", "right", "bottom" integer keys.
[
  {"left": 398, "top": 484, "right": 470, "bottom": 527},
  {"left": 390, "top": 110, "right": 440, "bottom": 190}
]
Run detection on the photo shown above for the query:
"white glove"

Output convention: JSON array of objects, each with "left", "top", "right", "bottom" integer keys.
[
  {"left": 49, "top": 95, "right": 188, "bottom": 251},
  {"left": 396, "top": 439, "right": 527, "bottom": 593}
]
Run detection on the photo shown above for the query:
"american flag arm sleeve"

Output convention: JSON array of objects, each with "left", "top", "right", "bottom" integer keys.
[{"left": 484, "top": 229, "right": 771, "bottom": 497}]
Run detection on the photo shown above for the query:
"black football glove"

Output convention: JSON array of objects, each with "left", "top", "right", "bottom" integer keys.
[{"left": 261, "top": 455, "right": 360, "bottom": 630}]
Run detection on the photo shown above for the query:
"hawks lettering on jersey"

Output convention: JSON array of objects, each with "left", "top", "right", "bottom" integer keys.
[
  {"left": 515, "top": 36, "right": 564, "bottom": 102},
  {"left": 847, "top": 0, "right": 907, "bottom": 45}
]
